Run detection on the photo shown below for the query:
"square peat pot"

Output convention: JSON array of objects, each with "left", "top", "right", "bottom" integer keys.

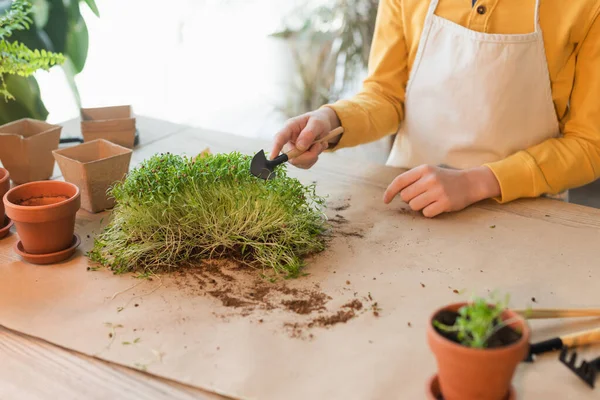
[
  {"left": 53, "top": 139, "right": 132, "bottom": 213},
  {"left": 80, "top": 105, "right": 136, "bottom": 149},
  {"left": 0, "top": 118, "right": 61, "bottom": 185}
]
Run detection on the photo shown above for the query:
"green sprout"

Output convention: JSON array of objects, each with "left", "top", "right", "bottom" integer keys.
[
  {"left": 433, "top": 293, "right": 516, "bottom": 349},
  {"left": 88, "top": 152, "right": 329, "bottom": 278},
  {"left": 0, "top": 0, "right": 65, "bottom": 100}
]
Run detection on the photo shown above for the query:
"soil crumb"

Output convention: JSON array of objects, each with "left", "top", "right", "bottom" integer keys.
[
  {"left": 333, "top": 204, "right": 350, "bottom": 212},
  {"left": 340, "top": 232, "right": 364, "bottom": 238},
  {"left": 309, "top": 310, "right": 356, "bottom": 327},
  {"left": 282, "top": 296, "right": 327, "bottom": 315},
  {"left": 342, "top": 299, "right": 363, "bottom": 310}
]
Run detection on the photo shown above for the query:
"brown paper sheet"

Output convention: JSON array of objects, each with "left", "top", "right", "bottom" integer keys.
[{"left": 1, "top": 126, "right": 599, "bottom": 400}]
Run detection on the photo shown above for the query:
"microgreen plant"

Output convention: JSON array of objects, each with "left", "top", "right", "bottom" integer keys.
[
  {"left": 433, "top": 293, "right": 513, "bottom": 349},
  {"left": 88, "top": 152, "right": 328, "bottom": 277}
]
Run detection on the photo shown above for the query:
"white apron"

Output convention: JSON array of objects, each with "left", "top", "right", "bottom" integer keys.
[{"left": 386, "top": 0, "right": 567, "bottom": 201}]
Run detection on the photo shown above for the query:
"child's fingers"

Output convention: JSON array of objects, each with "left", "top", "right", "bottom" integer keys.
[
  {"left": 408, "top": 190, "right": 437, "bottom": 211},
  {"left": 296, "top": 118, "right": 323, "bottom": 152},
  {"left": 289, "top": 142, "right": 323, "bottom": 169},
  {"left": 270, "top": 116, "right": 308, "bottom": 159},
  {"left": 422, "top": 201, "right": 446, "bottom": 218},
  {"left": 383, "top": 166, "right": 427, "bottom": 204}
]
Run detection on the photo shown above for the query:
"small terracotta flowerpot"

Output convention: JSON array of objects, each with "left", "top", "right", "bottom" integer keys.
[
  {"left": 0, "top": 119, "right": 61, "bottom": 184},
  {"left": 80, "top": 105, "right": 136, "bottom": 148},
  {"left": 0, "top": 168, "right": 10, "bottom": 220},
  {"left": 0, "top": 168, "right": 12, "bottom": 238},
  {"left": 3, "top": 181, "right": 80, "bottom": 255},
  {"left": 427, "top": 302, "right": 530, "bottom": 400},
  {"left": 53, "top": 139, "right": 132, "bottom": 213}
]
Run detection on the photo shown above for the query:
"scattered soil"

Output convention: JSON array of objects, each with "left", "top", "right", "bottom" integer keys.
[
  {"left": 173, "top": 260, "right": 376, "bottom": 339},
  {"left": 329, "top": 214, "right": 348, "bottom": 224},
  {"left": 309, "top": 310, "right": 356, "bottom": 327},
  {"left": 342, "top": 299, "right": 363, "bottom": 310},
  {"left": 282, "top": 297, "right": 327, "bottom": 315},
  {"left": 18, "top": 195, "right": 70, "bottom": 206},
  {"left": 340, "top": 232, "right": 364, "bottom": 238},
  {"left": 332, "top": 204, "right": 350, "bottom": 212},
  {"left": 433, "top": 310, "right": 522, "bottom": 348}
]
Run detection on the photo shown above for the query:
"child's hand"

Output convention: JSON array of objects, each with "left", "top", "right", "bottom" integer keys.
[
  {"left": 270, "top": 108, "right": 341, "bottom": 169},
  {"left": 383, "top": 165, "right": 501, "bottom": 217}
]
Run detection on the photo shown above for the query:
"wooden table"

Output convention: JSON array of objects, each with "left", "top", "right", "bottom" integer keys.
[{"left": 2, "top": 116, "right": 600, "bottom": 400}]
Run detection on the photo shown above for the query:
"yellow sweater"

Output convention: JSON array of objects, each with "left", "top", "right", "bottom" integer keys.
[{"left": 325, "top": 0, "right": 600, "bottom": 203}]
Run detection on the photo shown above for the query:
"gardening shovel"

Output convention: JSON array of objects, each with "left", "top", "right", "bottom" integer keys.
[
  {"left": 250, "top": 126, "right": 344, "bottom": 180},
  {"left": 523, "top": 326, "right": 600, "bottom": 362}
]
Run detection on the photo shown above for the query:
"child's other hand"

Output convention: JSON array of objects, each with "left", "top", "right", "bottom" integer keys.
[
  {"left": 383, "top": 165, "right": 501, "bottom": 217},
  {"left": 270, "top": 108, "right": 340, "bottom": 169}
]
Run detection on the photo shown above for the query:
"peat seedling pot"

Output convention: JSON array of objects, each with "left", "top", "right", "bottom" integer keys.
[
  {"left": 427, "top": 302, "right": 529, "bottom": 400},
  {"left": 3, "top": 180, "right": 81, "bottom": 264},
  {"left": 0, "top": 119, "right": 61, "bottom": 185},
  {"left": 0, "top": 168, "right": 13, "bottom": 239},
  {"left": 80, "top": 105, "right": 136, "bottom": 149},
  {"left": 53, "top": 139, "right": 132, "bottom": 213}
]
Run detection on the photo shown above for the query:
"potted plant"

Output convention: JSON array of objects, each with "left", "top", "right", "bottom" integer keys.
[
  {"left": 0, "top": 167, "right": 13, "bottom": 239},
  {"left": 0, "top": 118, "right": 62, "bottom": 184},
  {"left": 53, "top": 139, "right": 133, "bottom": 213},
  {"left": 80, "top": 105, "right": 137, "bottom": 149},
  {"left": 427, "top": 295, "right": 530, "bottom": 400},
  {"left": 3, "top": 180, "right": 81, "bottom": 264}
]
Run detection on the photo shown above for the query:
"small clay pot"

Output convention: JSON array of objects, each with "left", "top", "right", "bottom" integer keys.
[
  {"left": 3, "top": 181, "right": 80, "bottom": 255},
  {"left": 427, "top": 302, "right": 530, "bottom": 400},
  {"left": 53, "top": 139, "right": 132, "bottom": 213},
  {"left": 0, "top": 167, "right": 10, "bottom": 221},
  {"left": 0, "top": 118, "right": 62, "bottom": 184}
]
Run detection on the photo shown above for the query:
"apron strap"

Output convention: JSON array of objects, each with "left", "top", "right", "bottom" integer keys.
[{"left": 534, "top": 0, "right": 542, "bottom": 33}]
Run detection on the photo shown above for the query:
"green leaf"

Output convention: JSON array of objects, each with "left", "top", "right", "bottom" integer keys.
[
  {"left": 64, "top": 1, "right": 88, "bottom": 73},
  {"left": 0, "top": 75, "right": 48, "bottom": 124},
  {"left": 82, "top": 0, "right": 99, "bottom": 17},
  {"left": 43, "top": 0, "right": 68, "bottom": 53},
  {"left": 31, "top": 0, "right": 50, "bottom": 28}
]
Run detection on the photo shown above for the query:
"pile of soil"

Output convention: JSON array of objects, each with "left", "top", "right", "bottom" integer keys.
[
  {"left": 433, "top": 310, "right": 522, "bottom": 348},
  {"left": 173, "top": 260, "right": 377, "bottom": 339}
]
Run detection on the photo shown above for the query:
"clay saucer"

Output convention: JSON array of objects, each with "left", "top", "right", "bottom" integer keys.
[
  {"left": 0, "top": 216, "right": 14, "bottom": 239},
  {"left": 426, "top": 375, "right": 515, "bottom": 400},
  {"left": 14, "top": 234, "right": 81, "bottom": 265}
]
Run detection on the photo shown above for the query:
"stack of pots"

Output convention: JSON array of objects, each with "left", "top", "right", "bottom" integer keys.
[{"left": 80, "top": 105, "right": 137, "bottom": 149}]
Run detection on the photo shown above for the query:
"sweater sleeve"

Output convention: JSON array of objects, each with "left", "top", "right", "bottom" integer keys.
[
  {"left": 485, "top": 11, "right": 600, "bottom": 203},
  {"left": 322, "top": 0, "right": 407, "bottom": 150}
]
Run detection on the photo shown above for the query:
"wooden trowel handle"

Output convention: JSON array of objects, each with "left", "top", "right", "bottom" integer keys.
[
  {"left": 515, "top": 308, "right": 600, "bottom": 319},
  {"left": 562, "top": 327, "right": 600, "bottom": 347},
  {"left": 285, "top": 127, "right": 344, "bottom": 159}
]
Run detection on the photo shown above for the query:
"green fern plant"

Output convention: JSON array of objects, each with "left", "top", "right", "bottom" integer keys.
[{"left": 0, "top": 0, "right": 65, "bottom": 100}]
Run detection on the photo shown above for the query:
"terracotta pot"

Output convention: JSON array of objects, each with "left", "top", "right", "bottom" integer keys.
[
  {"left": 3, "top": 181, "right": 80, "bottom": 255},
  {"left": 427, "top": 302, "right": 530, "bottom": 400},
  {"left": 0, "top": 168, "right": 9, "bottom": 221},
  {"left": 0, "top": 118, "right": 61, "bottom": 184},
  {"left": 53, "top": 139, "right": 132, "bottom": 213},
  {"left": 80, "top": 105, "right": 136, "bottom": 148}
]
